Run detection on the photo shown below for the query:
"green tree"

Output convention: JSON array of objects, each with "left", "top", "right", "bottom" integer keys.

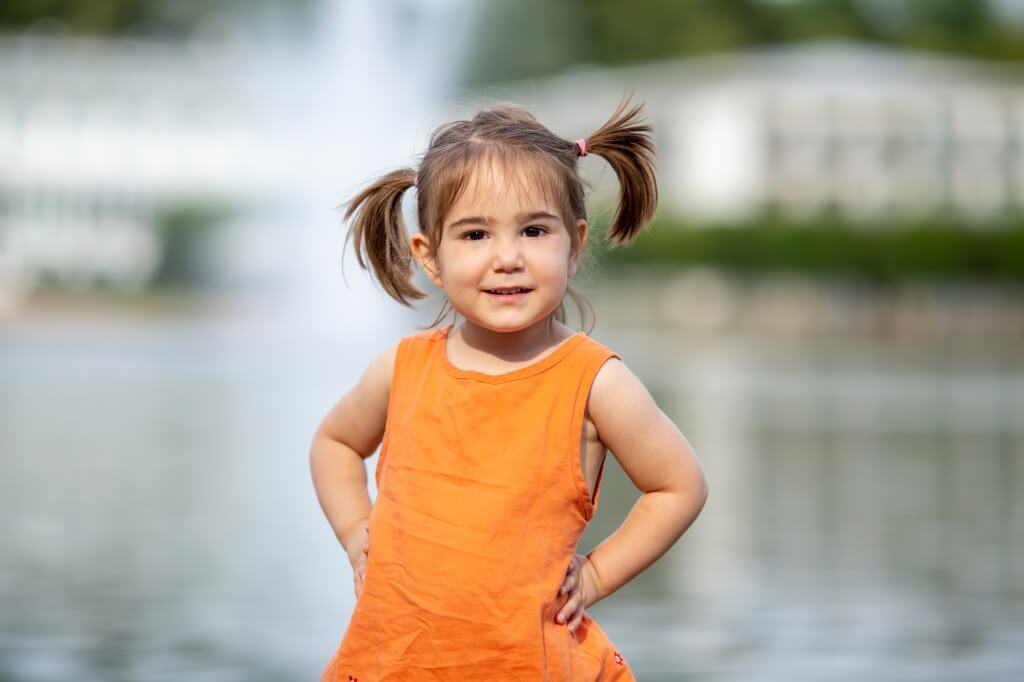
[
  {"left": 0, "top": 0, "right": 310, "bottom": 38},
  {"left": 464, "top": 0, "right": 1024, "bottom": 87}
]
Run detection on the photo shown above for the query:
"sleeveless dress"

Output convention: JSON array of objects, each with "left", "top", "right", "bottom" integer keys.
[{"left": 321, "top": 323, "right": 635, "bottom": 681}]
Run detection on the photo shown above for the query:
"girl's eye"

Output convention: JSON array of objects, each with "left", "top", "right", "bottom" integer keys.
[
  {"left": 523, "top": 226, "right": 547, "bottom": 237},
  {"left": 461, "top": 230, "right": 487, "bottom": 240}
]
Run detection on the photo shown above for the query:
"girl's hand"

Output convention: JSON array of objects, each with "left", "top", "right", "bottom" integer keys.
[
  {"left": 346, "top": 522, "right": 370, "bottom": 599},
  {"left": 555, "top": 553, "right": 601, "bottom": 634}
]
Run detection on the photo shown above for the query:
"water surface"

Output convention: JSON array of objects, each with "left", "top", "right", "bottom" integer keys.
[{"left": 1, "top": 299, "right": 1021, "bottom": 680}]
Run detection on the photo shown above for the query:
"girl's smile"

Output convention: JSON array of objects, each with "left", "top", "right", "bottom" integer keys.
[{"left": 483, "top": 288, "right": 532, "bottom": 302}]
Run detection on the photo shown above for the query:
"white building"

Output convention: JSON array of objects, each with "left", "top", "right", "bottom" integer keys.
[
  {"left": 488, "top": 40, "right": 1024, "bottom": 225},
  {"left": 0, "top": 0, "right": 476, "bottom": 306},
  {"left": 0, "top": 34, "right": 295, "bottom": 298},
  {"left": 6, "top": 36, "right": 1023, "bottom": 305}
]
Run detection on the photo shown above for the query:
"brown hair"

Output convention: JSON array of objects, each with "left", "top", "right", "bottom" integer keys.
[{"left": 342, "top": 96, "right": 658, "bottom": 332}]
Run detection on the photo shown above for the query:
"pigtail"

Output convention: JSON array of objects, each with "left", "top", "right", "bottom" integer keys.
[
  {"left": 581, "top": 96, "right": 658, "bottom": 245},
  {"left": 342, "top": 168, "right": 423, "bottom": 306}
]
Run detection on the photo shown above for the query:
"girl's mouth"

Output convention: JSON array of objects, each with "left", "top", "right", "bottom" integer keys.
[{"left": 484, "top": 287, "right": 532, "bottom": 301}]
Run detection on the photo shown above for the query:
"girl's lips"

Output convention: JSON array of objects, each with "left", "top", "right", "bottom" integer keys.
[{"left": 484, "top": 289, "right": 531, "bottom": 302}]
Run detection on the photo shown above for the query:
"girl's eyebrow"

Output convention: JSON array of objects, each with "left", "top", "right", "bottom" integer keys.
[{"left": 446, "top": 211, "right": 559, "bottom": 231}]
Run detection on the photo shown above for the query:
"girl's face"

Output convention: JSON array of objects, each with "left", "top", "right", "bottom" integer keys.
[{"left": 411, "top": 160, "right": 586, "bottom": 336}]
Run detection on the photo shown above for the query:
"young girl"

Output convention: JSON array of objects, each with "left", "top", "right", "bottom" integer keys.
[{"left": 310, "top": 98, "right": 708, "bottom": 680}]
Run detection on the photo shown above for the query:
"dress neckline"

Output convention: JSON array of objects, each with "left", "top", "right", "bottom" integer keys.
[{"left": 436, "top": 324, "right": 587, "bottom": 383}]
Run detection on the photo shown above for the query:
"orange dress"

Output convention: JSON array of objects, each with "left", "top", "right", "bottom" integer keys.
[{"left": 322, "top": 323, "right": 635, "bottom": 681}]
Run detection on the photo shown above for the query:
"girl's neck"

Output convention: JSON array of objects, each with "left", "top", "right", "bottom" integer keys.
[{"left": 451, "top": 317, "right": 576, "bottom": 364}]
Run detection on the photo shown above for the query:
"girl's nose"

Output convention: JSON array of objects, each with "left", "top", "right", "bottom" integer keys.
[{"left": 491, "top": 238, "right": 524, "bottom": 271}]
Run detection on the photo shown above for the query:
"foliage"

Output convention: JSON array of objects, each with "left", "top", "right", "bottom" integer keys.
[
  {"left": 465, "top": 0, "right": 1024, "bottom": 86},
  {"left": 593, "top": 212, "right": 1024, "bottom": 283},
  {"left": 153, "top": 201, "right": 233, "bottom": 286},
  {"left": 0, "top": 0, "right": 310, "bottom": 38}
]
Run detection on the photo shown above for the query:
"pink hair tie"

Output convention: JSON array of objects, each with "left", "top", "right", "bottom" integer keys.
[{"left": 575, "top": 138, "right": 588, "bottom": 157}]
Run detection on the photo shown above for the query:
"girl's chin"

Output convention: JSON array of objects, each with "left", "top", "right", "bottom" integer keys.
[{"left": 460, "top": 316, "right": 558, "bottom": 335}]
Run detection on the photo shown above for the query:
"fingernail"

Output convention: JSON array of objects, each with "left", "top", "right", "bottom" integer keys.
[{"left": 557, "top": 615, "right": 564, "bottom": 624}]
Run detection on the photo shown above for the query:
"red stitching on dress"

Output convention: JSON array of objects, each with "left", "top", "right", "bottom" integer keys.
[{"left": 614, "top": 651, "right": 624, "bottom": 665}]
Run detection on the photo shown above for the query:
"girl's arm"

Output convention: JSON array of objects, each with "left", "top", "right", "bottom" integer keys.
[
  {"left": 583, "top": 357, "right": 709, "bottom": 605},
  {"left": 309, "top": 342, "right": 397, "bottom": 560}
]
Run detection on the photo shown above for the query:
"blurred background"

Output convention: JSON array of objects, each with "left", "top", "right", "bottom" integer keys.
[{"left": 1, "top": 0, "right": 1022, "bottom": 680}]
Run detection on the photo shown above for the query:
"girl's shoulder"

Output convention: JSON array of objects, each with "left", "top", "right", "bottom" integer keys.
[
  {"left": 574, "top": 332, "right": 621, "bottom": 369},
  {"left": 355, "top": 329, "right": 439, "bottom": 408},
  {"left": 578, "top": 332, "right": 617, "bottom": 354},
  {"left": 386, "top": 326, "right": 446, "bottom": 373},
  {"left": 394, "top": 325, "right": 444, "bottom": 354},
  {"left": 404, "top": 326, "right": 445, "bottom": 343}
]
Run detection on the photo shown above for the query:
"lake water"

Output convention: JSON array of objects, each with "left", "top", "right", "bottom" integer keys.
[{"left": 1, "top": 290, "right": 1022, "bottom": 681}]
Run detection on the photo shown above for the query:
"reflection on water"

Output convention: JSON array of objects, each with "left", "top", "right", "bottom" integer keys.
[{"left": 1, "top": 298, "right": 1023, "bottom": 681}]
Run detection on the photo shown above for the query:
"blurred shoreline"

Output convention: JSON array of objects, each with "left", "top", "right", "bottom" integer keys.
[
  {"left": 0, "top": 288, "right": 240, "bottom": 324},
  {"left": 587, "top": 267, "right": 1024, "bottom": 350},
  {"left": 4, "top": 270, "right": 1023, "bottom": 351}
]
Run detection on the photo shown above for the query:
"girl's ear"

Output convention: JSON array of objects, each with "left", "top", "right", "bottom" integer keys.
[
  {"left": 410, "top": 233, "right": 443, "bottom": 287},
  {"left": 569, "top": 219, "right": 588, "bottom": 278}
]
